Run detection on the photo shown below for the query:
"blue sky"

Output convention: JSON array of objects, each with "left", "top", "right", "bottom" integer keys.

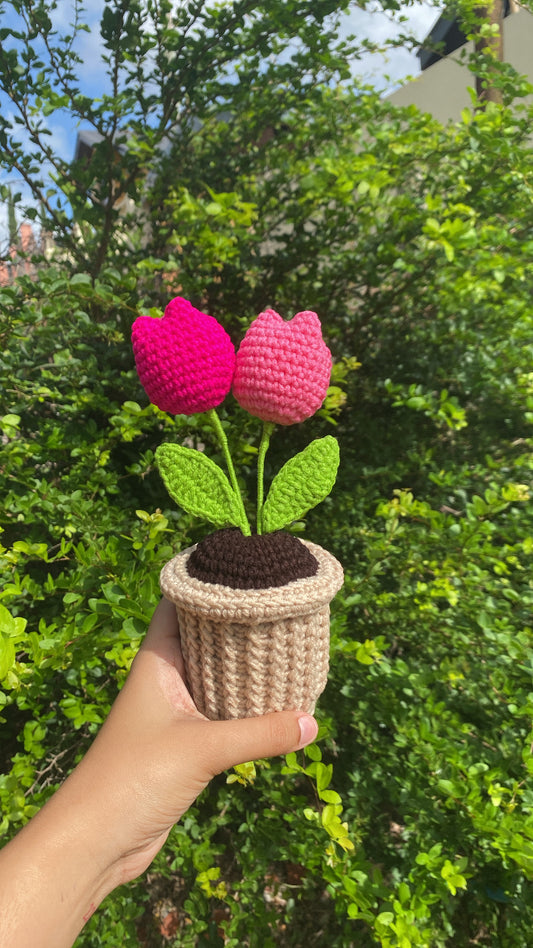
[{"left": 0, "top": 1, "right": 440, "bottom": 247}]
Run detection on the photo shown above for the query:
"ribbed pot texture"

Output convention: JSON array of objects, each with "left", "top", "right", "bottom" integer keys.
[{"left": 159, "top": 539, "right": 344, "bottom": 720}]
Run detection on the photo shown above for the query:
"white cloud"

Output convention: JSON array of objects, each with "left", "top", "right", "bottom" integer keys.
[
  {"left": 47, "top": 120, "right": 74, "bottom": 164},
  {"left": 339, "top": 2, "right": 441, "bottom": 89}
]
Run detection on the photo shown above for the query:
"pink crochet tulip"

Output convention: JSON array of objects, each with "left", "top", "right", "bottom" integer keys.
[
  {"left": 132, "top": 297, "right": 236, "bottom": 415},
  {"left": 232, "top": 309, "right": 332, "bottom": 425}
]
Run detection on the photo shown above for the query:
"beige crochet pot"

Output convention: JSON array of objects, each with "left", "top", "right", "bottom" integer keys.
[{"left": 160, "top": 539, "right": 344, "bottom": 721}]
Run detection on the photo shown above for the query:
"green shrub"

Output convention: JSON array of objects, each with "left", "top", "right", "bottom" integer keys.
[
  {"left": 1, "top": 243, "right": 532, "bottom": 945},
  {"left": 1, "top": 3, "right": 533, "bottom": 940}
]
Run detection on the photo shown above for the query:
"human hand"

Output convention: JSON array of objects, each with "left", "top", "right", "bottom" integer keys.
[
  {"left": 0, "top": 598, "right": 318, "bottom": 948},
  {"left": 0, "top": 599, "right": 318, "bottom": 948},
  {"left": 70, "top": 597, "right": 319, "bottom": 885}
]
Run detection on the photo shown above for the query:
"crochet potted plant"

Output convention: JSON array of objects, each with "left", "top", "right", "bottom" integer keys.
[{"left": 132, "top": 297, "right": 344, "bottom": 720}]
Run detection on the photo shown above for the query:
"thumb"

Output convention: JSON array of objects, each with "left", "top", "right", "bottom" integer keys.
[{"left": 200, "top": 711, "right": 319, "bottom": 776}]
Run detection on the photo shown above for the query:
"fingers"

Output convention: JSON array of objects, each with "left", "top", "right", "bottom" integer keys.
[
  {"left": 197, "top": 710, "right": 318, "bottom": 776},
  {"left": 137, "top": 599, "right": 320, "bottom": 776},
  {"left": 141, "top": 597, "right": 179, "bottom": 652},
  {"left": 137, "top": 597, "right": 188, "bottom": 680}
]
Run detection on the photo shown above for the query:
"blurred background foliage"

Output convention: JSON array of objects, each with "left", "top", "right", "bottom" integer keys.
[{"left": 1, "top": 0, "right": 532, "bottom": 944}]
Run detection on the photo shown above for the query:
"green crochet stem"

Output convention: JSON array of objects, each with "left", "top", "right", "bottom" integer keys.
[
  {"left": 206, "top": 409, "right": 251, "bottom": 536},
  {"left": 256, "top": 421, "right": 275, "bottom": 535}
]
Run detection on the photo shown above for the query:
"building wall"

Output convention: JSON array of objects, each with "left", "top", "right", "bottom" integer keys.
[
  {"left": 0, "top": 223, "right": 54, "bottom": 287},
  {"left": 387, "top": 8, "right": 533, "bottom": 123}
]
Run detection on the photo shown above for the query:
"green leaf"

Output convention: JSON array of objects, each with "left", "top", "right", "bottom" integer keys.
[
  {"left": 316, "top": 762, "right": 333, "bottom": 793},
  {"left": 321, "top": 804, "right": 339, "bottom": 827},
  {"left": 319, "top": 789, "right": 342, "bottom": 805},
  {"left": 1, "top": 413, "right": 21, "bottom": 431},
  {"left": 0, "top": 633, "right": 16, "bottom": 680},
  {"left": 63, "top": 592, "right": 83, "bottom": 605},
  {"left": 69, "top": 272, "right": 92, "bottom": 286},
  {"left": 337, "top": 836, "right": 355, "bottom": 852},
  {"left": 262, "top": 436, "right": 340, "bottom": 533},
  {"left": 398, "top": 882, "right": 411, "bottom": 905},
  {"left": 305, "top": 742, "right": 322, "bottom": 762},
  {"left": 156, "top": 443, "right": 247, "bottom": 531},
  {"left": 0, "top": 603, "right": 26, "bottom": 638},
  {"left": 0, "top": 603, "right": 17, "bottom": 637}
]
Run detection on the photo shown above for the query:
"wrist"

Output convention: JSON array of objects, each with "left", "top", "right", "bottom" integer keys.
[
  {"left": 0, "top": 778, "right": 120, "bottom": 948},
  {"left": 58, "top": 731, "right": 170, "bottom": 890},
  {"left": 52, "top": 758, "right": 132, "bottom": 895}
]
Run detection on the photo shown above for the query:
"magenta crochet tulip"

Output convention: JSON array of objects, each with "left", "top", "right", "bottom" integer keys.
[
  {"left": 232, "top": 309, "right": 332, "bottom": 425},
  {"left": 132, "top": 297, "right": 236, "bottom": 415}
]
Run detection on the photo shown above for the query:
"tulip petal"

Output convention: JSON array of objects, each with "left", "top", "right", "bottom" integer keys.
[
  {"left": 232, "top": 309, "right": 332, "bottom": 425},
  {"left": 132, "top": 297, "right": 235, "bottom": 416}
]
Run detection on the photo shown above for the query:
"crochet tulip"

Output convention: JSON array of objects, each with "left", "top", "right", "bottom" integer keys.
[
  {"left": 232, "top": 309, "right": 332, "bottom": 425},
  {"left": 131, "top": 297, "right": 236, "bottom": 415},
  {"left": 131, "top": 297, "right": 339, "bottom": 539}
]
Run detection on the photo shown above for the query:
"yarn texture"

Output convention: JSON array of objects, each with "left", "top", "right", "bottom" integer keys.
[
  {"left": 132, "top": 296, "right": 235, "bottom": 415},
  {"left": 155, "top": 443, "right": 247, "bottom": 531},
  {"left": 232, "top": 309, "right": 332, "bottom": 425},
  {"left": 261, "top": 436, "right": 340, "bottom": 533},
  {"left": 131, "top": 294, "right": 344, "bottom": 719},
  {"left": 186, "top": 528, "right": 318, "bottom": 589},
  {"left": 160, "top": 539, "right": 344, "bottom": 720}
]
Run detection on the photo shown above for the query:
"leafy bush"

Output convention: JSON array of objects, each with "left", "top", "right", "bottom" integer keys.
[
  {"left": 2, "top": 236, "right": 532, "bottom": 948},
  {"left": 1, "top": 2, "right": 533, "bottom": 945}
]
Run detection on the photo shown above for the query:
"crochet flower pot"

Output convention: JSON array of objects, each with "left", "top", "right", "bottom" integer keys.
[
  {"left": 160, "top": 529, "right": 344, "bottom": 720},
  {"left": 132, "top": 297, "right": 345, "bottom": 720}
]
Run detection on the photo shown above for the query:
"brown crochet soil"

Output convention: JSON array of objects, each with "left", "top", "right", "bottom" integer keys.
[{"left": 186, "top": 528, "right": 319, "bottom": 590}]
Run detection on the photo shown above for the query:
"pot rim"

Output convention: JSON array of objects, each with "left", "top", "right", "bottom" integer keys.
[{"left": 160, "top": 539, "right": 344, "bottom": 623}]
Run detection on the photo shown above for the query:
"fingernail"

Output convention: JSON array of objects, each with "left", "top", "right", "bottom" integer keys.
[{"left": 297, "top": 714, "right": 318, "bottom": 749}]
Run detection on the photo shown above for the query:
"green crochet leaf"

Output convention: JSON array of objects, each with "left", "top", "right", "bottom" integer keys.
[
  {"left": 262, "top": 436, "right": 340, "bottom": 533},
  {"left": 156, "top": 443, "right": 247, "bottom": 532}
]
